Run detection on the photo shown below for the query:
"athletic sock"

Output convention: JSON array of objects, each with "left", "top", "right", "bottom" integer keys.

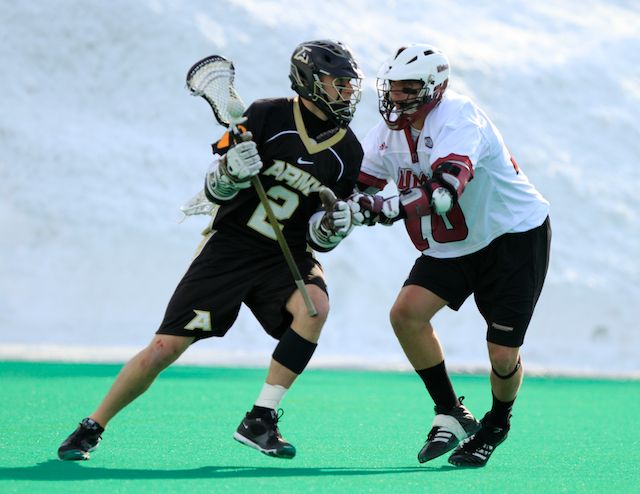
[
  {"left": 416, "top": 361, "right": 459, "bottom": 412},
  {"left": 489, "top": 393, "right": 515, "bottom": 427},
  {"left": 253, "top": 383, "right": 288, "bottom": 411}
]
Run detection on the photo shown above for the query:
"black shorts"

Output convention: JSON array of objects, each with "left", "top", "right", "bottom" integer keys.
[
  {"left": 404, "top": 217, "right": 551, "bottom": 347},
  {"left": 156, "top": 232, "right": 327, "bottom": 341}
]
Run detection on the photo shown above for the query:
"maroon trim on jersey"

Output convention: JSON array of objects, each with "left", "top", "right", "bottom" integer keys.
[
  {"left": 431, "top": 153, "right": 474, "bottom": 174},
  {"left": 403, "top": 127, "right": 419, "bottom": 163},
  {"left": 358, "top": 171, "right": 387, "bottom": 190},
  {"left": 510, "top": 155, "right": 521, "bottom": 174}
]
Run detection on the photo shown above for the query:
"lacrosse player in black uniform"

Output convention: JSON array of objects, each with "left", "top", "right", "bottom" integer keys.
[{"left": 58, "top": 39, "right": 364, "bottom": 461}]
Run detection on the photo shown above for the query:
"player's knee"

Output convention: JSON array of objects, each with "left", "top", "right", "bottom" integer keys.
[
  {"left": 305, "top": 304, "right": 329, "bottom": 339},
  {"left": 305, "top": 294, "right": 329, "bottom": 323},
  {"left": 144, "top": 336, "right": 189, "bottom": 370},
  {"left": 291, "top": 297, "right": 328, "bottom": 342},
  {"left": 288, "top": 287, "right": 328, "bottom": 325},
  {"left": 389, "top": 301, "right": 426, "bottom": 334},
  {"left": 296, "top": 318, "right": 325, "bottom": 343},
  {"left": 312, "top": 295, "right": 330, "bottom": 324},
  {"left": 488, "top": 344, "right": 521, "bottom": 377},
  {"left": 389, "top": 302, "right": 407, "bottom": 330}
]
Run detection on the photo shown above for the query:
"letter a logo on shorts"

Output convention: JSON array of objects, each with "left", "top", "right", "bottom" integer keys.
[{"left": 184, "top": 310, "right": 212, "bottom": 331}]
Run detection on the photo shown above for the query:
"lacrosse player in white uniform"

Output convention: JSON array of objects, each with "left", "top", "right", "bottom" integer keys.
[{"left": 349, "top": 44, "right": 551, "bottom": 467}]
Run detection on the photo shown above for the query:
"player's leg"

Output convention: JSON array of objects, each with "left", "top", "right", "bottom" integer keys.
[
  {"left": 489, "top": 342, "right": 523, "bottom": 419},
  {"left": 449, "top": 217, "right": 551, "bottom": 467},
  {"left": 448, "top": 343, "right": 520, "bottom": 468},
  {"left": 91, "top": 335, "right": 195, "bottom": 427},
  {"left": 389, "top": 255, "right": 481, "bottom": 463},
  {"left": 233, "top": 257, "right": 328, "bottom": 459},
  {"left": 266, "top": 283, "right": 329, "bottom": 388},
  {"left": 57, "top": 334, "right": 194, "bottom": 461},
  {"left": 389, "top": 284, "right": 448, "bottom": 370},
  {"left": 58, "top": 232, "right": 246, "bottom": 461}
]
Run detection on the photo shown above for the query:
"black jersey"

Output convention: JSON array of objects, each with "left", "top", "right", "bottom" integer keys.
[{"left": 206, "top": 97, "right": 363, "bottom": 254}]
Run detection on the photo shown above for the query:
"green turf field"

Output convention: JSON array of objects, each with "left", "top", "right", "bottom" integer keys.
[{"left": 1, "top": 361, "right": 638, "bottom": 494}]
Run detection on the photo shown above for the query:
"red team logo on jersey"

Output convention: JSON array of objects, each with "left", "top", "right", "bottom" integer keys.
[{"left": 397, "top": 169, "right": 428, "bottom": 190}]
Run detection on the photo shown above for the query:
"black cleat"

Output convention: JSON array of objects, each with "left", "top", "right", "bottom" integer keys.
[
  {"left": 448, "top": 413, "right": 510, "bottom": 467},
  {"left": 233, "top": 408, "right": 296, "bottom": 459},
  {"left": 418, "top": 397, "right": 481, "bottom": 463},
  {"left": 58, "top": 417, "right": 104, "bottom": 461}
]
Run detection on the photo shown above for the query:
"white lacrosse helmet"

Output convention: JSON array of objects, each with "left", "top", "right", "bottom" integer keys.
[{"left": 376, "top": 44, "right": 450, "bottom": 130}]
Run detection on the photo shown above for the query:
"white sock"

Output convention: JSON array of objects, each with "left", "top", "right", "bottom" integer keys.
[{"left": 254, "top": 383, "right": 288, "bottom": 410}]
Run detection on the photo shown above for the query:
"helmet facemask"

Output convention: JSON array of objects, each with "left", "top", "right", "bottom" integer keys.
[
  {"left": 310, "top": 75, "right": 363, "bottom": 128},
  {"left": 377, "top": 76, "right": 447, "bottom": 130}
]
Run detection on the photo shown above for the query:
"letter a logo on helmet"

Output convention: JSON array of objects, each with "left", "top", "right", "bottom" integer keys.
[{"left": 293, "top": 47, "right": 311, "bottom": 65}]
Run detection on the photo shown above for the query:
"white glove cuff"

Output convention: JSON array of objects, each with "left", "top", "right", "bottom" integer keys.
[
  {"left": 308, "top": 211, "right": 343, "bottom": 252},
  {"left": 206, "top": 156, "right": 248, "bottom": 202}
]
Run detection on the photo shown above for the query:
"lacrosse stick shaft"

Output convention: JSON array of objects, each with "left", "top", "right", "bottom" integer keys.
[
  {"left": 228, "top": 127, "right": 318, "bottom": 318},
  {"left": 250, "top": 175, "right": 318, "bottom": 317}
]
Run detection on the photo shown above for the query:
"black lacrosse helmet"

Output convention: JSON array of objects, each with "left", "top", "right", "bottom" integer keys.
[{"left": 289, "top": 39, "right": 363, "bottom": 128}]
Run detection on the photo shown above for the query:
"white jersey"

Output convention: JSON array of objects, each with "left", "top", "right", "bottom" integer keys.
[{"left": 360, "top": 89, "right": 549, "bottom": 258}]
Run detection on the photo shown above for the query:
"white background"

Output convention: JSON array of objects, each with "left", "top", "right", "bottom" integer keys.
[{"left": 1, "top": 1, "right": 639, "bottom": 376}]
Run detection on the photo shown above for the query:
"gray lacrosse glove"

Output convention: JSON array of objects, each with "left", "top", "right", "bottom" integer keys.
[
  {"left": 220, "top": 132, "right": 263, "bottom": 183},
  {"left": 307, "top": 201, "right": 353, "bottom": 252}
]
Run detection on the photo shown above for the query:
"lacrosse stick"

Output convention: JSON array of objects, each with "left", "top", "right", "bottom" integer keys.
[{"left": 186, "top": 55, "right": 318, "bottom": 317}]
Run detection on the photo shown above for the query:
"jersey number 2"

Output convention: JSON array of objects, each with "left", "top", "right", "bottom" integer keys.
[{"left": 247, "top": 185, "right": 299, "bottom": 240}]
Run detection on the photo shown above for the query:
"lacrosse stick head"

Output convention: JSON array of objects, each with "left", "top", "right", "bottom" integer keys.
[{"left": 186, "top": 55, "right": 246, "bottom": 129}]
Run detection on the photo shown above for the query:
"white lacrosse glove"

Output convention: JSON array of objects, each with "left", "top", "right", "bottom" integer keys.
[
  {"left": 323, "top": 200, "right": 353, "bottom": 235},
  {"left": 220, "top": 132, "right": 262, "bottom": 184},
  {"left": 307, "top": 201, "right": 353, "bottom": 252},
  {"left": 348, "top": 192, "right": 400, "bottom": 226}
]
